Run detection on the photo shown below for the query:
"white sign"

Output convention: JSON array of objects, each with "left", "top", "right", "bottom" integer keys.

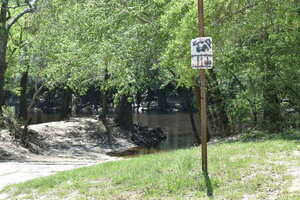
[{"left": 191, "top": 37, "right": 213, "bottom": 69}]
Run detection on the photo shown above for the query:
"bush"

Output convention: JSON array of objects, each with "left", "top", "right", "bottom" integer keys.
[{"left": 0, "top": 106, "right": 24, "bottom": 142}]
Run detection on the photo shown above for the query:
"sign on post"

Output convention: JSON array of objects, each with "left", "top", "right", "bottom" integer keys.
[{"left": 191, "top": 37, "right": 213, "bottom": 69}]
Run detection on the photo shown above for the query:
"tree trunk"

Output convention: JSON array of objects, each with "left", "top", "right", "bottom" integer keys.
[
  {"left": 115, "top": 95, "right": 133, "bottom": 130},
  {"left": 179, "top": 87, "right": 201, "bottom": 144},
  {"left": 157, "top": 89, "right": 168, "bottom": 112},
  {"left": 187, "top": 88, "right": 201, "bottom": 145},
  {"left": 99, "top": 65, "right": 113, "bottom": 145},
  {"left": 99, "top": 90, "right": 112, "bottom": 145},
  {"left": 101, "top": 91, "right": 108, "bottom": 117},
  {"left": 189, "top": 110, "right": 201, "bottom": 144},
  {"left": 22, "top": 84, "right": 43, "bottom": 150},
  {"left": 60, "top": 88, "right": 72, "bottom": 120},
  {"left": 19, "top": 69, "right": 29, "bottom": 121},
  {"left": 0, "top": 28, "right": 8, "bottom": 114},
  {"left": 0, "top": 0, "right": 37, "bottom": 115}
]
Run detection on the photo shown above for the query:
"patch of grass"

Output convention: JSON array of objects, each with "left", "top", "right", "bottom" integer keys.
[
  {"left": 1, "top": 131, "right": 300, "bottom": 200},
  {"left": 240, "top": 129, "right": 300, "bottom": 142}
]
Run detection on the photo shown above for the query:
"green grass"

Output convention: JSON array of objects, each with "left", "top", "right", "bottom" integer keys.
[{"left": 1, "top": 131, "right": 300, "bottom": 200}]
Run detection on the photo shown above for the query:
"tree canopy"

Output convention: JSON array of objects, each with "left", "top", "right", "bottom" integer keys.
[{"left": 1, "top": 0, "right": 299, "bottom": 132}]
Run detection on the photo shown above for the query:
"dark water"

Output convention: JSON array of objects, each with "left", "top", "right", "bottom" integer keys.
[
  {"left": 30, "top": 111, "right": 198, "bottom": 151},
  {"left": 133, "top": 112, "right": 198, "bottom": 151}
]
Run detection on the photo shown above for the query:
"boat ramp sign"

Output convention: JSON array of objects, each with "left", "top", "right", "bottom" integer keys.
[{"left": 191, "top": 37, "right": 213, "bottom": 69}]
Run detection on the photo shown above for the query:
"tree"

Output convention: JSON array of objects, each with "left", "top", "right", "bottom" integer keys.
[
  {"left": 158, "top": 0, "right": 232, "bottom": 136},
  {"left": 0, "top": 0, "right": 40, "bottom": 115},
  {"left": 158, "top": 0, "right": 299, "bottom": 134},
  {"left": 25, "top": 0, "right": 171, "bottom": 129},
  {"left": 213, "top": 0, "right": 299, "bottom": 131}
]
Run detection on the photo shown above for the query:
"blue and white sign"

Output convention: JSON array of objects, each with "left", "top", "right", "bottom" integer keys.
[{"left": 191, "top": 37, "right": 213, "bottom": 69}]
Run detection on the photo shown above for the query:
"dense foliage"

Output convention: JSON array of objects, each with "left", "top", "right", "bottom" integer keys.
[{"left": 0, "top": 0, "right": 299, "bottom": 134}]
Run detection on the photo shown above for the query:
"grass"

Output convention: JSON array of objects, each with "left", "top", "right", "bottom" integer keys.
[{"left": 1, "top": 130, "right": 300, "bottom": 200}]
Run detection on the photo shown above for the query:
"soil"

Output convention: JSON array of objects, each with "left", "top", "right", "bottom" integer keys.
[
  {"left": 0, "top": 155, "right": 121, "bottom": 191},
  {"left": 0, "top": 117, "right": 139, "bottom": 161},
  {"left": 270, "top": 150, "right": 300, "bottom": 198},
  {"left": 0, "top": 117, "right": 161, "bottom": 190}
]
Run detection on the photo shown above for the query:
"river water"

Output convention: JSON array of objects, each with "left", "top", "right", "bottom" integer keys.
[{"left": 133, "top": 112, "right": 198, "bottom": 151}]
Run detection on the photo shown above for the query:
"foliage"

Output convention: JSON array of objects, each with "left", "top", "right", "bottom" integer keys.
[
  {"left": 158, "top": 0, "right": 300, "bottom": 130},
  {"left": 23, "top": 0, "right": 171, "bottom": 100},
  {"left": 2, "top": 0, "right": 300, "bottom": 132},
  {"left": 0, "top": 106, "right": 23, "bottom": 139}
]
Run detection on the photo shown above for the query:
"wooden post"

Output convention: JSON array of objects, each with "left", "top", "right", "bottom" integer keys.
[{"left": 197, "top": 0, "right": 208, "bottom": 173}]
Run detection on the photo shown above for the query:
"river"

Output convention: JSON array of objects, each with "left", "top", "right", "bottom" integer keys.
[{"left": 134, "top": 112, "right": 198, "bottom": 152}]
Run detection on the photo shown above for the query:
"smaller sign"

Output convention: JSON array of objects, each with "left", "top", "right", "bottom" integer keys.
[{"left": 191, "top": 37, "right": 213, "bottom": 69}]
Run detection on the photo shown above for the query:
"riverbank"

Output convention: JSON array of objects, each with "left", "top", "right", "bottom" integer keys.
[
  {"left": 0, "top": 117, "right": 131, "bottom": 190},
  {"left": 1, "top": 131, "right": 299, "bottom": 200},
  {"left": 0, "top": 117, "right": 166, "bottom": 160}
]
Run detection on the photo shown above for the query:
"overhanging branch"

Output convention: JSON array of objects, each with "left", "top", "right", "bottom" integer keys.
[
  {"left": 7, "top": 8, "right": 32, "bottom": 29},
  {"left": 6, "top": 0, "right": 39, "bottom": 30}
]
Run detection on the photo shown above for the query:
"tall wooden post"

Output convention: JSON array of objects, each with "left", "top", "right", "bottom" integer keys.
[{"left": 197, "top": 0, "right": 208, "bottom": 173}]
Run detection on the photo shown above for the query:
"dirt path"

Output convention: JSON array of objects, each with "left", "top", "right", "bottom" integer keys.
[{"left": 0, "top": 155, "right": 121, "bottom": 191}]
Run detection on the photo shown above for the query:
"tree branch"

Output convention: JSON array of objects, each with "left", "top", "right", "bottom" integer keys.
[
  {"left": 27, "top": 83, "right": 44, "bottom": 114},
  {"left": 215, "top": 3, "right": 258, "bottom": 25},
  {"left": 118, "top": 1, "right": 154, "bottom": 24},
  {"left": 6, "top": 0, "right": 39, "bottom": 30},
  {"left": 7, "top": 8, "right": 31, "bottom": 30},
  {"left": 134, "top": 13, "right": 153, "bottom": 24},
  {"left": 0, "top": 0, "right": 9, "bottom": 24},
  {"left": 7, "top": 4, "right": 28, "bottom": 9},
  {"left": 118, "top": 7, "right": 153, "bottom": 24}
]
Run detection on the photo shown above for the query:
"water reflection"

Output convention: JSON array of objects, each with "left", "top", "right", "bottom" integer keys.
[{"left": 134, "top": 112, "right": 199, "bottom": 151}]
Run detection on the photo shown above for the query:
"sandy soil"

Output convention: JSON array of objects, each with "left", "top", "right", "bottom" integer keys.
[
  {"left": 0, "top": 155, "right": 121, "bottom": 191},
  {"left": 1, "top": 117, "right": 138, "bottom": 159},
  {"left": 0, "top": 117, "right": 136, "bottom": 191}
]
